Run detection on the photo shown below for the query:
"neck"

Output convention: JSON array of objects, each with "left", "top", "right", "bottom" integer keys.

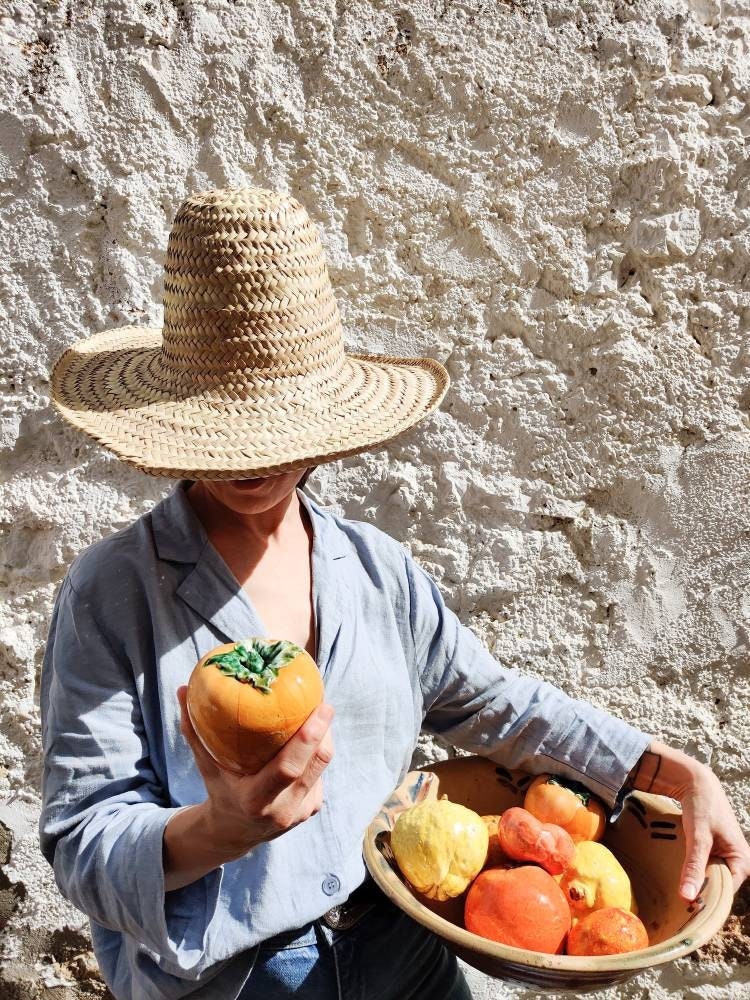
[{"left": 186, "top": 482, "right": 304, "bottom": 549}]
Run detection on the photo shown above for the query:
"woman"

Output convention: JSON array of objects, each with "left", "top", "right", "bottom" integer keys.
[{"left": 40, "top": 188, "right": 749, "bottom": 1000}]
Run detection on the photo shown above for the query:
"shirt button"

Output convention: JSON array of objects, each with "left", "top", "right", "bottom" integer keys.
[{"left": 322, "top": 874, "right": 341, "bottom": 896}]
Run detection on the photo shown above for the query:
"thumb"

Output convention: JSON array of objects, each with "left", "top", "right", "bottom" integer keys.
[
  {"left": 176, "top": 685, "right": 193, "bottom": 737},
  {"left": 680, "top": 812, "right": 712, "bottom": 902},
  {"left": 176, "top": 685, "right": 220, "bottom": 779}
]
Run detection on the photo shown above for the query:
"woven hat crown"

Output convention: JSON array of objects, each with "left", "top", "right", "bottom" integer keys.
[
  {"left": 50, "top": 184, "right": 450, "bottom": 479},
  {"left": 159, "top": 187, "right": 345, "bottom": 397}
]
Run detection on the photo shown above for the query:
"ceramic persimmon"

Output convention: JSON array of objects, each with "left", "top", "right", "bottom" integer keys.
[
  {"left": 465, "top": 865, "right": 571, "bottom": 954},
  {"left": 186, "top": 638, "right": 324, "bottom": 774},
  {"left": 566, "top": 907, "right": 649, "bottom": 955},
  {"left": 391, "top": 798, "right": 489, "bottom": 901},
  {"left": 524, "top": 774, "right": 607, "bottom": 842},
  {"left": 496, "top": 807, "right": 575, "bottom": 875}
]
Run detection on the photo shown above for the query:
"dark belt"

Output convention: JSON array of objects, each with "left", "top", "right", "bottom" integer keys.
[{"left": 320, "top": 875, "right": 384, "bottom": 931}]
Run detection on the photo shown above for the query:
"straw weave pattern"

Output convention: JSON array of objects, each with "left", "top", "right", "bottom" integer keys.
[{"left": 50, "top": 187, "right": 450, "bottom": 479}]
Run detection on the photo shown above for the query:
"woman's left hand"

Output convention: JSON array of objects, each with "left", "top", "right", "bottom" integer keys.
[{"left": 624, "top": 739, "right": 750, "bottom": 901}]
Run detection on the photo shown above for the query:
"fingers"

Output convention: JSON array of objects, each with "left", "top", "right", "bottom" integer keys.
[
  {"left": 291, "top": 775, "right": 325, "bottom": 824},
  {"left": 254, "top": 702, "right": 335, "bottom": 803},
  {"left": 722, "top": 834, "right": 750, "bottom": 894},
  {"left": 257, "top": 779, "right": 325, "bottom": 842},
  {"left": 680, "top": 814, "right": 713, "bottom": 902},
  {"left": 728, "top": 858, "right": 745, "bottom": 894},
  {"left": 290, "top": 727, "right": 333, "bottom": 806},
  {"left": 728, "top": 856, "right": 750, "bottom": 894},
  {"left": 176, "top": 688, "right": 334, "bottom": 844}
]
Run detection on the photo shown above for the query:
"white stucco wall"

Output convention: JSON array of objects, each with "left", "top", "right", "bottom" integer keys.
[{"left": 0, "top": 0, "right": 748, "bottom": 996}]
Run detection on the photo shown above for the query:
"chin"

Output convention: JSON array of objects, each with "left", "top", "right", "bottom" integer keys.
[{"left": 207, "top": 471, "right": 306, "bottom": 513}]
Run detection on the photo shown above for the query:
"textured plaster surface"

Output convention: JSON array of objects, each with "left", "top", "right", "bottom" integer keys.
[{"left": 1, "top": 0, "right": 749, "bottom": 997}]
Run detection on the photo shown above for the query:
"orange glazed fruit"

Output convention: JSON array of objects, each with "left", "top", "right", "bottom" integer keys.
[
  {"left": 186, "top": 638, "right": 324, "bottom": 774},
  {"left": 524, "top": 774, "right": 607, "bottom": 842},
  {"left": 465, "top": 865, "right": 571, "bottom": 954},
  {"left": 566, "top": 907, "right": 650, "bottom": 956}
]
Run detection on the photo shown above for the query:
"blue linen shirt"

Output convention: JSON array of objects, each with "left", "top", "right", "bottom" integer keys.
[{"left": 39, "top": 480, "right": 651, "bottom": 1000}]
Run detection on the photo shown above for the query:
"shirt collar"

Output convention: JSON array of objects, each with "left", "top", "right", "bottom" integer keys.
[{"left": 150, "top": 480, "right": 206, "bottom": 563}]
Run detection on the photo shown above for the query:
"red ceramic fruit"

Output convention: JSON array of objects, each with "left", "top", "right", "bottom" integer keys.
[{"left": 465, "top": 865, "right": 571, "bottom": 954}]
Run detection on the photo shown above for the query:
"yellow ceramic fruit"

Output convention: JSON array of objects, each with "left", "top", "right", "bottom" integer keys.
[
  {"left": 391, "top": 798, "right": 489, "bottom": 901},
  {"left": 559, "top": 841, "right": 637, "bottom": 920}
]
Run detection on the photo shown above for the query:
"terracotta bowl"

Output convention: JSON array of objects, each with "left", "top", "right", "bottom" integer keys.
[{"left": 363, "top": 757, "right": 733, "bottom": 992}]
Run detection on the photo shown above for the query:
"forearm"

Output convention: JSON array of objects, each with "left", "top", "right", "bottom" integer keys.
[
  {"left": 424, "top": 664, "right": 651, "bottom": 808},
  {"left": 163, "top": 802, "right": 258, "bottom": 893},
  {"left": 405, "top": 554, "right": 652, "bottom": 808}
]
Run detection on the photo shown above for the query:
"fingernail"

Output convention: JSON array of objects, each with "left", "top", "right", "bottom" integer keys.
[{"left": 681, "top": 881, "right": 697, "bottom": 900}]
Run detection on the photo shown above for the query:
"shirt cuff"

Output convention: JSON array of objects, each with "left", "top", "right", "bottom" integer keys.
[
  {"left": 132, "top": 805, "right": 227, "bottom": 979},
  {"left": 606, "top": 733, "right": 656, "bottom": 823},
  {"left": 534, "top": 724, "right": 653, "bottom": 812}
]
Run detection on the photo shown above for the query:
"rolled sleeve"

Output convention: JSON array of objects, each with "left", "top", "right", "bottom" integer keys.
[
  {"left": 403, "top": 551, "right": 651, "bottom": 808},
  {"left": 39, "top": 575, "right": 225, "bottom": 979}
]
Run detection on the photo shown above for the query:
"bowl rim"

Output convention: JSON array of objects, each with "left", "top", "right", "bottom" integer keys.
[{"left": 363, "top": 761, "right": 735, "bottom": 974}]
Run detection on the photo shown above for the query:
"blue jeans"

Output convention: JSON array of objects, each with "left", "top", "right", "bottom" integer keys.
[{"left": 238, "top": 894, "right": 473, "bottom": 999}]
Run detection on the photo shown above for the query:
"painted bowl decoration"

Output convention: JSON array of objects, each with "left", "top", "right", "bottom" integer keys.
[{"left": 363, "top": 757, "right": 733, "bottom": 992}]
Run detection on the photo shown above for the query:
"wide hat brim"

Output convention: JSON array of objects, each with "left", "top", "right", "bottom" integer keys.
[{"left": 50, "top": 326, "right": 450, "bottom": 479}]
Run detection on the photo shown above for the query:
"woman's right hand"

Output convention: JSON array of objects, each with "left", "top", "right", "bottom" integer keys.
[{"left": 176, "top": 685, "right": 335, "bottom": 859}]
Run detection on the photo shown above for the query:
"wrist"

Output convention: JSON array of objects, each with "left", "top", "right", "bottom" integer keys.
[
  {"left": 163, "top": 801, "right": 258, "bottom": 893},
  {"left": 624, "top": 740, "right": 707, "bottom": 799},
  {"left": 199, "top": 799, "right": 259, "bottom": 860}
]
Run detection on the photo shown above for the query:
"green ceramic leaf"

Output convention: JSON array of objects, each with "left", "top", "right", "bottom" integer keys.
[
  {"left": 547, "top": 774, "right": 592, "bottom": 806},
  {"left": 203, "top": 638, "right": 304, "bottom": 693}
]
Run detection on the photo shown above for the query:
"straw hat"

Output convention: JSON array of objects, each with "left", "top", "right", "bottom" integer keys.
[{"left": 50, "top": 187, "right": 450, "bottom": 479}]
